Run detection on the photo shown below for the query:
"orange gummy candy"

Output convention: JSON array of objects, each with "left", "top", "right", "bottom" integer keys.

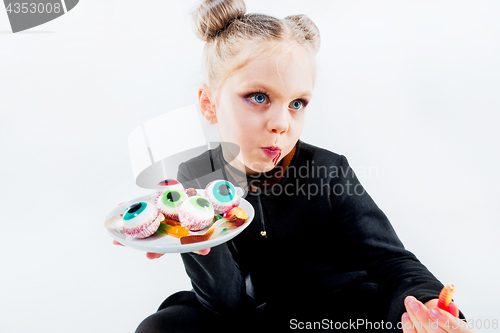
[
  {"left": 437, "top": 284, "right": 456, "bottom": 313},
  {"left": 160, "top": 225, "right": 189, "bottom": 238},
  {"left": 161, "top": 218, "right": 181, "bottom": 226},
  {"left": 225, "top": 207, "right": 248, "bottom": 219}
]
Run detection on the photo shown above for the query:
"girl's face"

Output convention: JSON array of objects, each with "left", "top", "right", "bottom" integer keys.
[{"left": 209, "top": 47, "right": 315, "bottom": 175}]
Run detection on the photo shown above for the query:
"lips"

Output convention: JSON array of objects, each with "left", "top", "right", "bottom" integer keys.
[
  {"left": 261, "top": 147, "right": 283, "bottom": 166},
  {"left": 261, "top": 147, "right": 281, "bottom": 158}
]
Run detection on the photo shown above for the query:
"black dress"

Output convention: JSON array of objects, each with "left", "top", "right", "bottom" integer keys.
[{"left": 135, "top": 139, "right": 464, "bottom": 333}]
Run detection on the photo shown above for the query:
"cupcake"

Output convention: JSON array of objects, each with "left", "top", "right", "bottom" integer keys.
[
  {"left": 178, "top": 196, "right": 214, "bottom": 231},
  {"left": 122, "top": 201, "right": 163, "bottom": 238},
  {"left": 204, "top": 180, "right": 242, "bottom": 214}
]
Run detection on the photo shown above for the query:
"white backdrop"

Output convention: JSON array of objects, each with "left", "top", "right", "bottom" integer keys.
[{"left": 1, "top": 0, "right": 499, "bottom": 332}]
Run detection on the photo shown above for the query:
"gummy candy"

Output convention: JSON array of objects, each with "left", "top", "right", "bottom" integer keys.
[
  {"left": 158, "top": 224, "right": 189, "bottom": 238},
  {"left": 223, "top": 207, "right": 248, "bottom": 219},
  {"left": 180, "top": 217, "right": 229, "bottom": 244},
  {"left": 437, "top": 284, "right": 456, "bottom": 313},
  {"left": 162, "top": 218, "right": 181, "bottom": 226}
]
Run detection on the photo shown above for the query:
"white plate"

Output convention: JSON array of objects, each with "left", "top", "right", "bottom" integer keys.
[{"left": 104, "top": 189, "right": 254, "bottom": 254}]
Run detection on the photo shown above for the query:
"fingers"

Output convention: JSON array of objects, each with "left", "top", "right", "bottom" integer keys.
[
  {"left": 401, "top": 312, "right": 418, "bottom": 333},
  {"left": 193, "top": 248, "right": 211, "bottom": 255},
  {"left": 447, "top": 302, "right": 460, "bottom": 318},
  {"left": 146, "top": 252, "right": 165, "bottom": 259},
  {"left": 405, "top": 296, "right": 473, "bottom": 333},
  {"left": 404, "top": 296, "right": 434, "bottom": 333},
  {"left": 424, "top": 298, "right": 439, "bottom": 310},
  {"left": 113, "top": 240, "right": 165, "bottom": 259},
  {"left": 428, "top": 306, "right": 473, "bottom": 332}
]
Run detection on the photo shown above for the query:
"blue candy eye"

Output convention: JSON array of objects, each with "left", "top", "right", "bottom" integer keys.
[
  {"left": 212, "top": 181, "right": 236, "bottom": 203},
  {"left": 250, "top": 93, "right": 268, "bottom": 104},
  {"left": 290, "top": 100, "right": 303, "bottom": 110},
  {"left": 123, "top": 202, "right": 147, "bottom": 220}
]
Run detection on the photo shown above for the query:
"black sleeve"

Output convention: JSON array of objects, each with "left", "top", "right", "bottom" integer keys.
[
  {"left": 331, "top": 155, "right": 465, "bottom": 331},
  {"left": 177, "top": 162, "right": 246, "bottom": 315}
]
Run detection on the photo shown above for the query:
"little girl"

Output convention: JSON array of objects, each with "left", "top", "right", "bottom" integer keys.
[{"left": 132, "top": 0, "right": 474, "bottom": 332}]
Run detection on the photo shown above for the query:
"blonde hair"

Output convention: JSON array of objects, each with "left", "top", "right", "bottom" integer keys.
[{"left": 193, "top": 0, "right": 320, "bottom": 99}]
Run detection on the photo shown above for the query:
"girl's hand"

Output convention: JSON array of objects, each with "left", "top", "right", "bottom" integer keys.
[
  {"left": 401, "top": 296, "right": 475, "bottom": 333},
  {"left": 112, "top": 240, "right": 210, "bottom": 258},
  {"left": 193, "top": 248, "right": 211, "bottom": 255}
]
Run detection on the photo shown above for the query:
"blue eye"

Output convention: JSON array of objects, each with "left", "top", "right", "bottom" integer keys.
[
  {"left": 250, "top": 93, "right": 268, "bottom": 104},
  {"left": 212, "top": 181, "right": 236, "bottom": 203},
  {"left": 290, "top": 100, "right": 303, "bottom": 110},
  {"left": 123, "top": 202, "right": 147, "bottom": 220}
]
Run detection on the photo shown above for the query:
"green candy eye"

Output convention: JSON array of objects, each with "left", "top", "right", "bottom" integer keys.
[
  {"left": 161, "top": 189, "right": 187, "bottom": 208},
  {"left": 193, "top": 197, "right": 213, "bottom": 212},
  {"left": 123, "top": 202, "right": 147, "bottom": 220}
]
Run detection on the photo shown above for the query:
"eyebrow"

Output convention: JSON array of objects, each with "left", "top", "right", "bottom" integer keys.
[{"left": 241, "top": 81, "right": 313, "bottom": 99}]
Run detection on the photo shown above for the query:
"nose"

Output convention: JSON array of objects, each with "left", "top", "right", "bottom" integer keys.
[{"left": 267, "top": 104, "right": 289, "bottom": 135}]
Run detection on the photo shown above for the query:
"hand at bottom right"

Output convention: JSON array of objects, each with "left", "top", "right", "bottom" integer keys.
[{"left": 401, "top": 296, "right": 475, "bottom": 333}]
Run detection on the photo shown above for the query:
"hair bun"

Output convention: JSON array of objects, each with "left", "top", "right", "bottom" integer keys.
[
  {"left": 193, "top": 0, "right": 246, "bottom": 42},
  {"left": 284, "top": 14, "right": 321, "bottom": 54}
]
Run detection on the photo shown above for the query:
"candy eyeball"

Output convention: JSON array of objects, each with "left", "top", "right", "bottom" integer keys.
[
  {"left": 122, "top": 201, "right": 163, "bottom": 238},
  {"left": 156, "top": 189, "right": 188, "bottom": 221},
  {"left": 154, "top": 179, "right": 185, "bottom": 202},
  {"left": 158, "top": 179, "right": 184, "bottom": 191},
  {"left": 124, "top": 202, "right": 140, "bottom": 216},
  {"left": 204, "top": 180, "right": 241, "bottom": 214},
  {"left": 177, "top": 196, "right": 215, "bottom": 231}
]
